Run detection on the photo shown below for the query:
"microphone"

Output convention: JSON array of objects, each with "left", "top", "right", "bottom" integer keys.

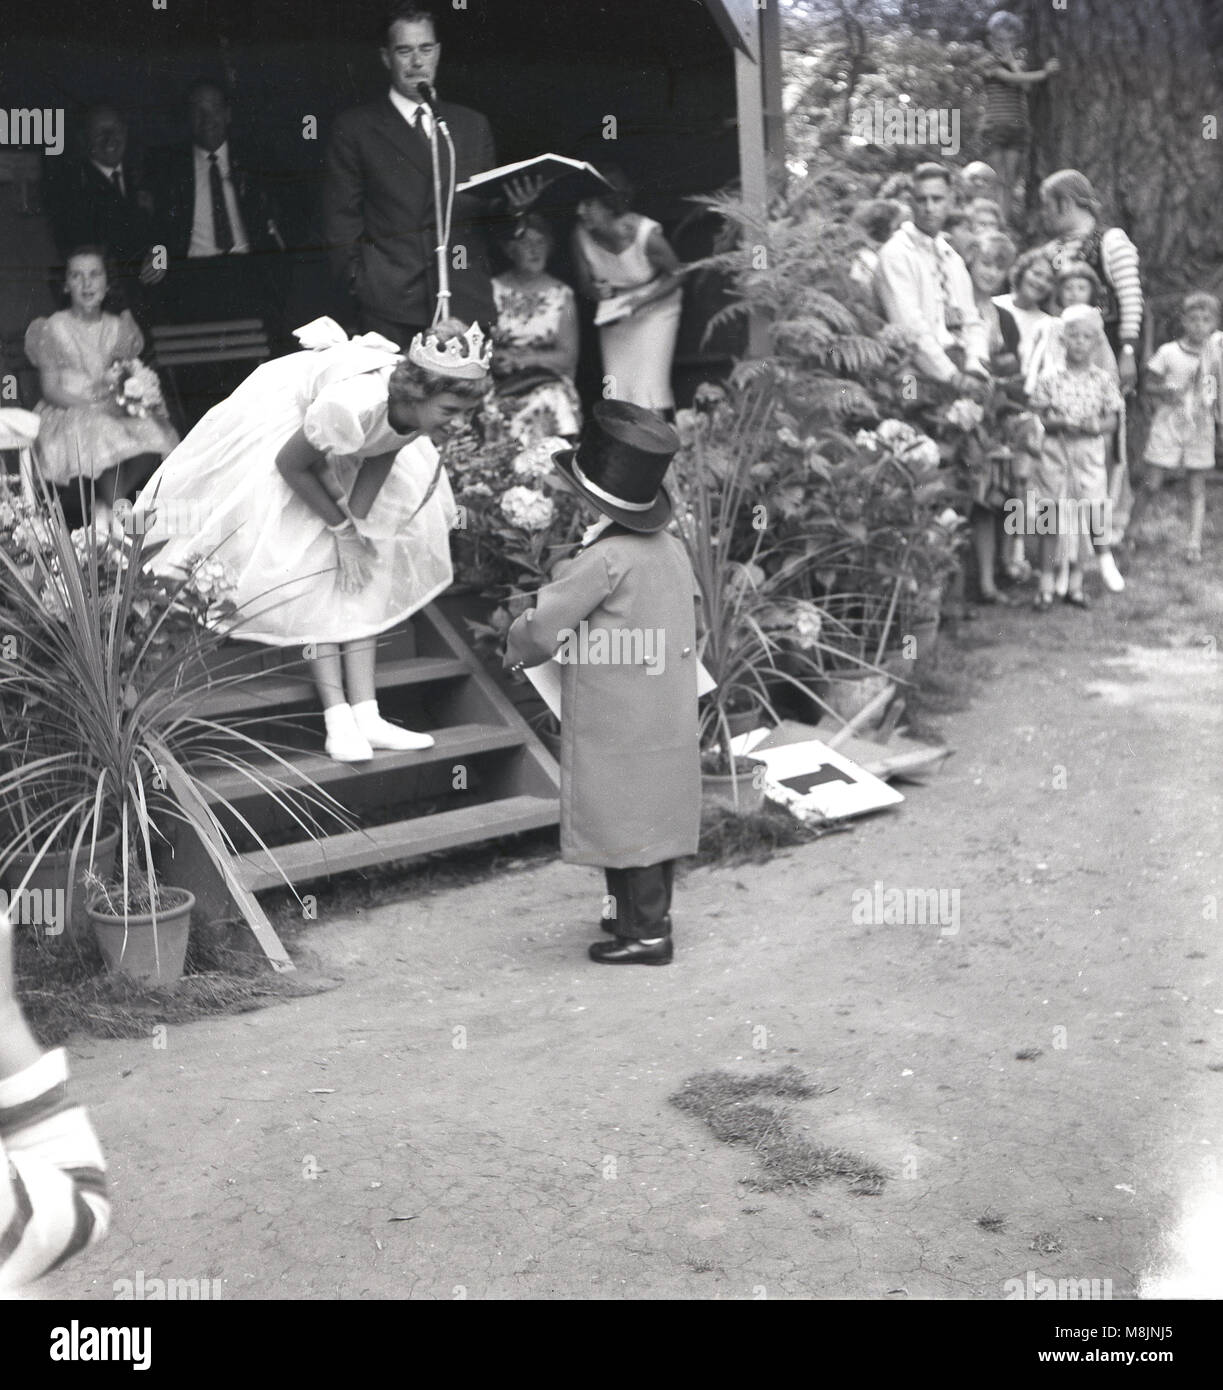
[{"left": 414, "top": 81, "right": 438, "bottom": 112}]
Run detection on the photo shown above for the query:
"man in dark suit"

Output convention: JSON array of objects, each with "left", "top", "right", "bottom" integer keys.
[
  {"left": 43, "top": 104, "right": 164, "bottom": 325},
  {"left": 145, "top": 79, "right": 288, "bottom": 423},
  {"left": 147, "top": 79, "right": 286, "bottom": 330},
  {"left": 323, "top": 4, "right": 499, "bottom": 344}
]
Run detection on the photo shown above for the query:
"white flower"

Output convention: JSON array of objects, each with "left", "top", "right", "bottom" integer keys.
[
  {"left": 512, "top": 436, "right": 568, "bottom": 482},
  {"left": 500, "top": 486, "right": 555, "bottom": 531},
  {"left": 876, "top": 419, "right": 920, "bottom": 450},
  {"left": 792, "top": 602, "right": 823, "bottom": 649},
  {"left": 462, "top": 482, "right": 494, "bottom": 499},
  {"left": 855, "top": 429, "right": 879, "bottom": 451},
  {"left": 945, "top": 398, "right": 985, "bottom": 431}
]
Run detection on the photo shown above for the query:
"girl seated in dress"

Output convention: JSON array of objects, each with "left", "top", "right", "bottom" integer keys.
[
  {"left": 490, "top": 214, "right": 582, "bottom": 444},
  {"left": 1028, "top": 305, "right": 1123, "bottom": 610},
  {"left": 137, "top": 318, "right": 489, "bottom": 762},
  {"left": 24, "top": 246, "right": 178, "bottom": 534},
  {"left": 572, "top": 169, "right": 685, "bottom": 417}
]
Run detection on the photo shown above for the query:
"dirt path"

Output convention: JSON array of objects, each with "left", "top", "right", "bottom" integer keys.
[{"left": 34, "top": 540, "right": 1223, "bottom": 1302}]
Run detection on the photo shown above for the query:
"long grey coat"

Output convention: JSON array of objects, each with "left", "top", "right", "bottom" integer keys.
[{"left": 506, "top": 528, "right": 701, "bottom": 868}]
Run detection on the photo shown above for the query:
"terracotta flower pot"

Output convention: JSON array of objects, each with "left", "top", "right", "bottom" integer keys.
[
  {"left": 87, "top": 888, "right": 194, "bottom": 984},
  {"left": 4, "top": 827, "right": 120, "bottom": 940},
  {"left": 819, "top": 671, "right": 895, "bottom": 733},
  {"left": 701, "top": 767, "right": 767, "bottom": 814}
]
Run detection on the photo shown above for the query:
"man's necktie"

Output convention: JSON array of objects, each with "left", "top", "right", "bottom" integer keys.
[
  {"left": 208, "top": 152, "right": 235, "bottom": 254},
  {"left": 934, "top": 242, "right": 963, "bottom": 333},
  {"left": 110, "top": 168, "right": 124, "bottom": 198},
  {"left": 412, "top": 106, "right": 429, "bottom": 141}
]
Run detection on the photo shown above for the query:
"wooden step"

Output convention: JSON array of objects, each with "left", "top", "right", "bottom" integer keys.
[
  {"left": 195, "top": 722, "right": 527, "bottom": 803},
  {"left": 235, "top": 795, "right": 560, "bottom": 891},
  {"left": 197, "top": 655, "right": 469, "bottom": 718}
]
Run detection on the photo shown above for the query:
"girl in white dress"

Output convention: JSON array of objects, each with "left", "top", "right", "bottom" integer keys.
[
  {"left": 135, "top": 318, "right": 490, "bottom": 762},
  {"left": 572, "top": 174, "right": 684, "bottom": 414},
  {"left": 25, "top": 248, "right": 178, "bottom": 532}
]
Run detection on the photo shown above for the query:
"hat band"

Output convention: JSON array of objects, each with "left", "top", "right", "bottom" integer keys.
[{"left": 571, "top": 458, "right": 656, "bottom": 512}]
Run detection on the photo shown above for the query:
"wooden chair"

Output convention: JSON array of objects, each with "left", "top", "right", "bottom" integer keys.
[{"left": 149, "top": 319, "right": 271, "bottom": 425}]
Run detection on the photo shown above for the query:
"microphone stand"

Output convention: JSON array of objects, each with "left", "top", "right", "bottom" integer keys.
[{"left": 422, "top": 92, "right": 457, "bottom": 327}]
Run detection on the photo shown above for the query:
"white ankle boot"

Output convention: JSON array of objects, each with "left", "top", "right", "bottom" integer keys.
[
  {"left": 351, "top": 700, "right": 434, "bottom": 751},
  {"left": 323, "top": 703, "right": 373, "bottom": 763},
  {"left": 1098, "top": 551, "right": 1125, "bottom": 592}
]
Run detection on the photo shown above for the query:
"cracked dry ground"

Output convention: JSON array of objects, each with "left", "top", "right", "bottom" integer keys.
[{"left": 35, "top": 542, "right": 1223, "bottom": 1301}]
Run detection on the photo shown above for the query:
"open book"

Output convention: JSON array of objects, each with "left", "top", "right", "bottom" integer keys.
[
  {"left": 456, "top": 154, "right": 611, "bottom": 201},
  {"left": 593, "top": 292, "right": 638, "bottom": 327}
]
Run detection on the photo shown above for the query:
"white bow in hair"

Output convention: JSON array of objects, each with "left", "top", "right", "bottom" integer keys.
[{"left": 293, "top": 316, "right": 402, "bottom": 354}]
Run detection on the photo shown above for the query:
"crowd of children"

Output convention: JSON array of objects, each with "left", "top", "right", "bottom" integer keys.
[{"left": 869, "top": 170, "right": 1215, "bottom": 610}]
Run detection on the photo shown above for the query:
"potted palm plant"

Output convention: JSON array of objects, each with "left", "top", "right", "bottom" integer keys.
[
  {"left": 0, "top": 482, "right": 343, "bottom": 983},
  {"left": 670, "top": 380, "right": 870, "bottom": 810}
]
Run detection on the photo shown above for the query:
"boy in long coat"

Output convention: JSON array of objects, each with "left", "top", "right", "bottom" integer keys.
[{"left": 506, "top": 401, "right": 700, "bottom": 964}]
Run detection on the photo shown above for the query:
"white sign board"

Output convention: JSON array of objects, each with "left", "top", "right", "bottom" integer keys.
[{"left": 731, "top": 733, "right": 904, "bottom": 822}]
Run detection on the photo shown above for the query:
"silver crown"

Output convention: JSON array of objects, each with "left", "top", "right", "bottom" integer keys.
[{"left": 407, "top": 322, "right": 492, "bottom": 379}]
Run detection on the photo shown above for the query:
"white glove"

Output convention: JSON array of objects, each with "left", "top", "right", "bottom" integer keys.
[{"left": 327, "top": 516, "right": 376, "bottom": 594}]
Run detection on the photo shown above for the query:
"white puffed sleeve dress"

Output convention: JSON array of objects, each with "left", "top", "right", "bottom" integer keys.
[{"left": 135, "top": 337, "right": 458, "bottom": 646}]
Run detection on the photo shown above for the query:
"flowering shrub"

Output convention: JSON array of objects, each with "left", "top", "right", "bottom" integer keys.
[
  {"left": 500, "top": 485, "right": 556, "bottom": 532},
  {"left": 441, "top": 396, "right": 582, "bottom": 636}
]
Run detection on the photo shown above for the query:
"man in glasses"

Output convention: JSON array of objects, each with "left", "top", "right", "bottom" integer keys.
[{"left": 323, "top": 4, "right": 499, "bottom": 345}]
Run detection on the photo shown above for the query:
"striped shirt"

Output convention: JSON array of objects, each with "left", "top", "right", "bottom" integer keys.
[
  {"left": 980, "top": 54, "right": 1029, "bottom": 129},
  {"left": 1045, "top": 227, "right": 1144, "bottom": 344},
  {"left": 0, "top": 1047, "right": 109, "bottom": 1292}
]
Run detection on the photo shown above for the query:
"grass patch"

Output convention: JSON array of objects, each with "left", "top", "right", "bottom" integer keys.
[
  {"left": 976, "top": 1208, "right": 1007, "bottom": 1233},
  {"left": 669, "top": 1067, "right": 887, "bottom": 1194},
  {"left": 14, "top": 916, "right": 337, "bottom": 1047},
  {"left": 693, "top": 802, "right": 850, "bottom": 868}
]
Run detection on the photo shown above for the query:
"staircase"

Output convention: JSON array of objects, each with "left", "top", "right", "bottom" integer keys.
[{"left": 170, "top": 602, "right": 560, "bottom": 966}]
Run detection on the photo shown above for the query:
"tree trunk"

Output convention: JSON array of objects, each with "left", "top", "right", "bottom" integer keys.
[{"left": 1021, "top": 0, "right": 1223, "bottom": 325}]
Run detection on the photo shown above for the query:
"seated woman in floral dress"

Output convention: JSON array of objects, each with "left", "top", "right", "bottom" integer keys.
[{"left": 490, "top": 215, "right": 582, "bottom": 444}]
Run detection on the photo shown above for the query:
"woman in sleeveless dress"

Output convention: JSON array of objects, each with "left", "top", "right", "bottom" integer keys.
[
  {"left": 134, "top": 318, "right": 489, "bottom": 762},
  {"left": 490, "top": 214, "right": 582, "bottom": 442},
  {"left": 25, "top": 247, "right": 178, "bottom": 532},
  {"left": 571, "top": 172, "right": 684, "bottom": 415}
]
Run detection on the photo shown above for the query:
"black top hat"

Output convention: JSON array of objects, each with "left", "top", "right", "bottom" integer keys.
[{"left": 552, "top": 400, "right": 680, "bottom": 533}]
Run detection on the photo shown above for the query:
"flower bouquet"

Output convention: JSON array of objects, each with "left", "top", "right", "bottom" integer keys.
[{"left": 103, "top": 357, "right": 168, "bottom": 419}]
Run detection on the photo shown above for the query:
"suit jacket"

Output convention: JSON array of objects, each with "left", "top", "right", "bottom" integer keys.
[
  {"left": 146, "top": 141, "right": 285, "bottom": 261},
  {"left": 43, "top": 156, "right": 157, "bottom": 269},
  {"left": 322, "top": 96, "right": 497, "bottom": 330}
]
